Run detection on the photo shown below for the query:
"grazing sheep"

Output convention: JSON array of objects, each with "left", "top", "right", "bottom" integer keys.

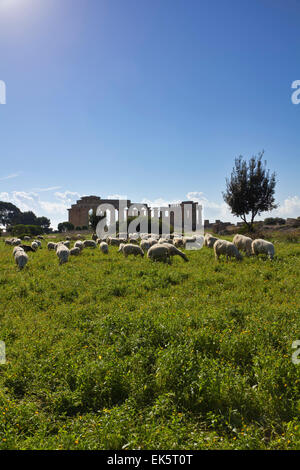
[
  {"left": 70, "top": 247, "right": 81, "bottom": 256},
  {"left": 147, "top": 245, "right": 171, "bottom": 263},
  {"left": 233, "top": 234, "right": 253, "bottom": 256},
  {"left": 129, "top": 237, "right": 139, "bottom": 245},
  {"left": 174, "top": 237, "right": 184, "bottom": 248},
  {"left": 118, "top": 243, "right": 125, "bottom": 253},
  {"left": 47, "top": 242, "right": 57, "bottom": 251},
  {"left": 251, "top": 239, "right": 275, "bottom": 260},
  {"left": 140, "top": 240, "right": 152, "bottom": 253},
  {"left": 83, "top": 240, "right": 97, "bottom": 249},
  {"left": 13, "top": 246, "right": 25, "bottom": 257},
  {"left": 31, "top": 242, "right": 39, "bottom": 252},
  {"left": 161, "top": 243, "right": 189, "bottom": 262},
  {"left": 99, "top": 242, "right": 109, "bottom": 254},
  {"left": 11, "top": 238, "right": 22, "bottom": 246},
  {"left": 63, "top": 241, "right": 70, "bottom": 248},
  {"left": 19, "top": 244, "right": 35, "bottom": 253},
  {"left": 14, "top": 249, "right": 28, "bottom": 270},
  {"left": 120, "top": 244, "right": 144, "bottom": 258},
  {"left": 37, "top": 235, "right": 44, "bottom": 240},
  {"left": 23, "top": 236, "right": 31, "bottom": 241},
  {"left": 33, "top": 240, "right": 42, "bottom": 249},
  {"left": 56, "top": 244, "right": 70, "bottom": 264},
  {"left": 158, "top": 237, "right": 173, "bottom": 245},
  {"left": 108, "top": 237, "right": 123, "bottom": 247},
  {"left": 204, "top": 233, "right": 219, "bottom": 248},
  {"left": 214, "top": 239, "right": 243, "bottom": 261},
  {"left": 74, "top": 240, "right": 84, "bottom": 251}
]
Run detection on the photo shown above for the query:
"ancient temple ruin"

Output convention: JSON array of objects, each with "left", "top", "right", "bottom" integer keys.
[{"left": 68, "top": 195, "right": 200, "bottom": 232}]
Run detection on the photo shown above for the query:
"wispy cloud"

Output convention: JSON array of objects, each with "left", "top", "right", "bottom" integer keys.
[
  {"left": 0, "top": 189, "right": 81, "bottom": 229},
  {"left": 0, "top": 173, "right": 20, "bottom": 181},
  {"left": 32, "top": 186, "right": 61, "bottom": 192}
]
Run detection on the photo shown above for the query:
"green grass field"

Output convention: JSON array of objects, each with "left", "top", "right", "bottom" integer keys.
[{"left": 0, "top": 236, "right": 299, "bottom": 450}]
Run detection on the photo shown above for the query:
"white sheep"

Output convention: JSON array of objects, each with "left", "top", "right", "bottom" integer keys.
[
  {"left": 33, "top": 240, "right": 42, "bottom": 249},
  {"left": 214, "top": 239, "right": 243, "bottom": 261},
  {"left": 147, "top": 245, "right": 171, "bottom": 263},
  {"left": 251, "top": 239, "right": 275, "bottom": 260},
  {"left": 11, "top": 238, "right": 22, "bottom": 246},
  {"left": 100, "top": 242, "right": 109, "bottom": 254},
  {"left": 13, "top": 246, "right": 24, "bottom": 257},
  {"left": 47, "top": 242, "right": 56, "bottom": 251},
  {"left": 140, "top": 240, "right": 152, "bottom": 253},
  {"left": 205, "top": 234, "right": 219, "bottom": 248},
  {"left": 56, "top": 244, "right": 70, "bottom": 264},
  {"left": 31, "top": 242, "right": 39, "bottom": 252},
  {"left": 63, "top": 241, "right": 71, "bottom": 248},
  {"left": 158, "top": 237, "right": 173, "bottom": 245},
  {"left": 161, "top": 243, "right": 189, "bottom": 262},
  {"left": 83, "top": 240, "right": 97, "bottom": 249},
  {"left": 70, "top": 247, "right": 81, "bottom": 256},
  {"left": 233, "top": 234, "right": 253, "bottom": 256},
  {"left": 14, "top": 249, "right": 28, "bottom": 270},
  {"left": 74, "top": 240, "right": 84, "bottom": 251},
  {"left": 121, "top": 244, "right": 144, "bottom": 258},
  {"left": 173, "top": 237, "right": 184, "bottom": 248},
  {"left": 108, "top": 237, "right": 123, "bottom": 247}
]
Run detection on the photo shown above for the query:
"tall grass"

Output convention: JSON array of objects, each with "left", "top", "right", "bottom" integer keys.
[{"left": 0, "top": 237, "right": 299, "bottom": 449}]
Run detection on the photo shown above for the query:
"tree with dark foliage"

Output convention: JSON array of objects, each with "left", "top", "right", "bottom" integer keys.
[
  {"left": 223, "top": 151, "right": 277, "bottom": 231},
  {"left": 0, "top": 202, "right": 22, "bottom": 227}
]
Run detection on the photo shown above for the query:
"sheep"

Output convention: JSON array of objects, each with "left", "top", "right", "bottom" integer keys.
[
  {"left": 174, "top": 237, "right": 184, "bottom": 248},
  {"left": 74, "top": 240, "right": 84, "bottom": 251},
  {"left": 47, "top": 242, "right": 57, "bottom": 251},
  {"left": 31, "top": 242, "right": 39, "bottom": 252},
  {"left": 140, "top": 240, "right": 152, "bottom": 253},
  {"left": 204, "top": 234, "right": 219, "bottom": 248},
  {"left": 23, "top": 236, "right": 31, "bottom": 241},
  {"left": 158, "top": 237, "right": 173, "bottom": 245},
  {"left": 147, "top": 245, "right": 171, "bottom": 263},
  {"left": 161, "top": 243, "right": 189, "bottom": 262},
  {"left": 63, "top": 241, "right": 70, "bottom": 248},
  {"left": 13, "top": 246, "right": 25, "bottom": 257},
  {"left": 14, "top": 249, "right": 28, "bottom": 270},
  {"left": 129, "top": 237, "right": 139, "bottom": 245},
  {"left": 251, "top": 239, "right": 275, "bottom": 260},
  {"left": 19, "top": 244, "right": 35, "bottom": 253},
  {"left": 11, "top": 238, "right": 22, "bottom": 246},
  {"left": 233, "top": 234, "right": 253, "bottom": 256},
  {"left": 99, "top": 241, "right": 109, "bottom": 254},
  {"left": 56, "top": 244, "right": 70, "bottom": 264},
  {"left": 120, "top": 244, "right": 144, "bottom": 258},
  {"left": 118, "top": 243, "right": 125, "bottom": 253},
  {"left": 33, "top": 240, "right": 42, "bottom": 249},
  {"left": 214, "top": 239, "right": 243, "bottom": 261},
  {"left": 70, "top": 247, "right": 81, "bottom": 256},
  {"left": 37, "top": 235, "right": 44, "bottom": 240},
  {"left": 83, "top": 240, "right": 97, "bottom": 249},
  {"left": 108, "top": 237, "right": 123, "bottom": 247}
]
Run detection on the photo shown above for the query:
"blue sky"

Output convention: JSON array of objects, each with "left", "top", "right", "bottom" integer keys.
[{"left": 0, "top": 0, "right": 300, "bottom": 228}]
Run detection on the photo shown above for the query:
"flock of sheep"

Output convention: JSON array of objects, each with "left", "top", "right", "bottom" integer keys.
[{"left": 4, "top": 231, "right": 275, "bottom": 270}]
